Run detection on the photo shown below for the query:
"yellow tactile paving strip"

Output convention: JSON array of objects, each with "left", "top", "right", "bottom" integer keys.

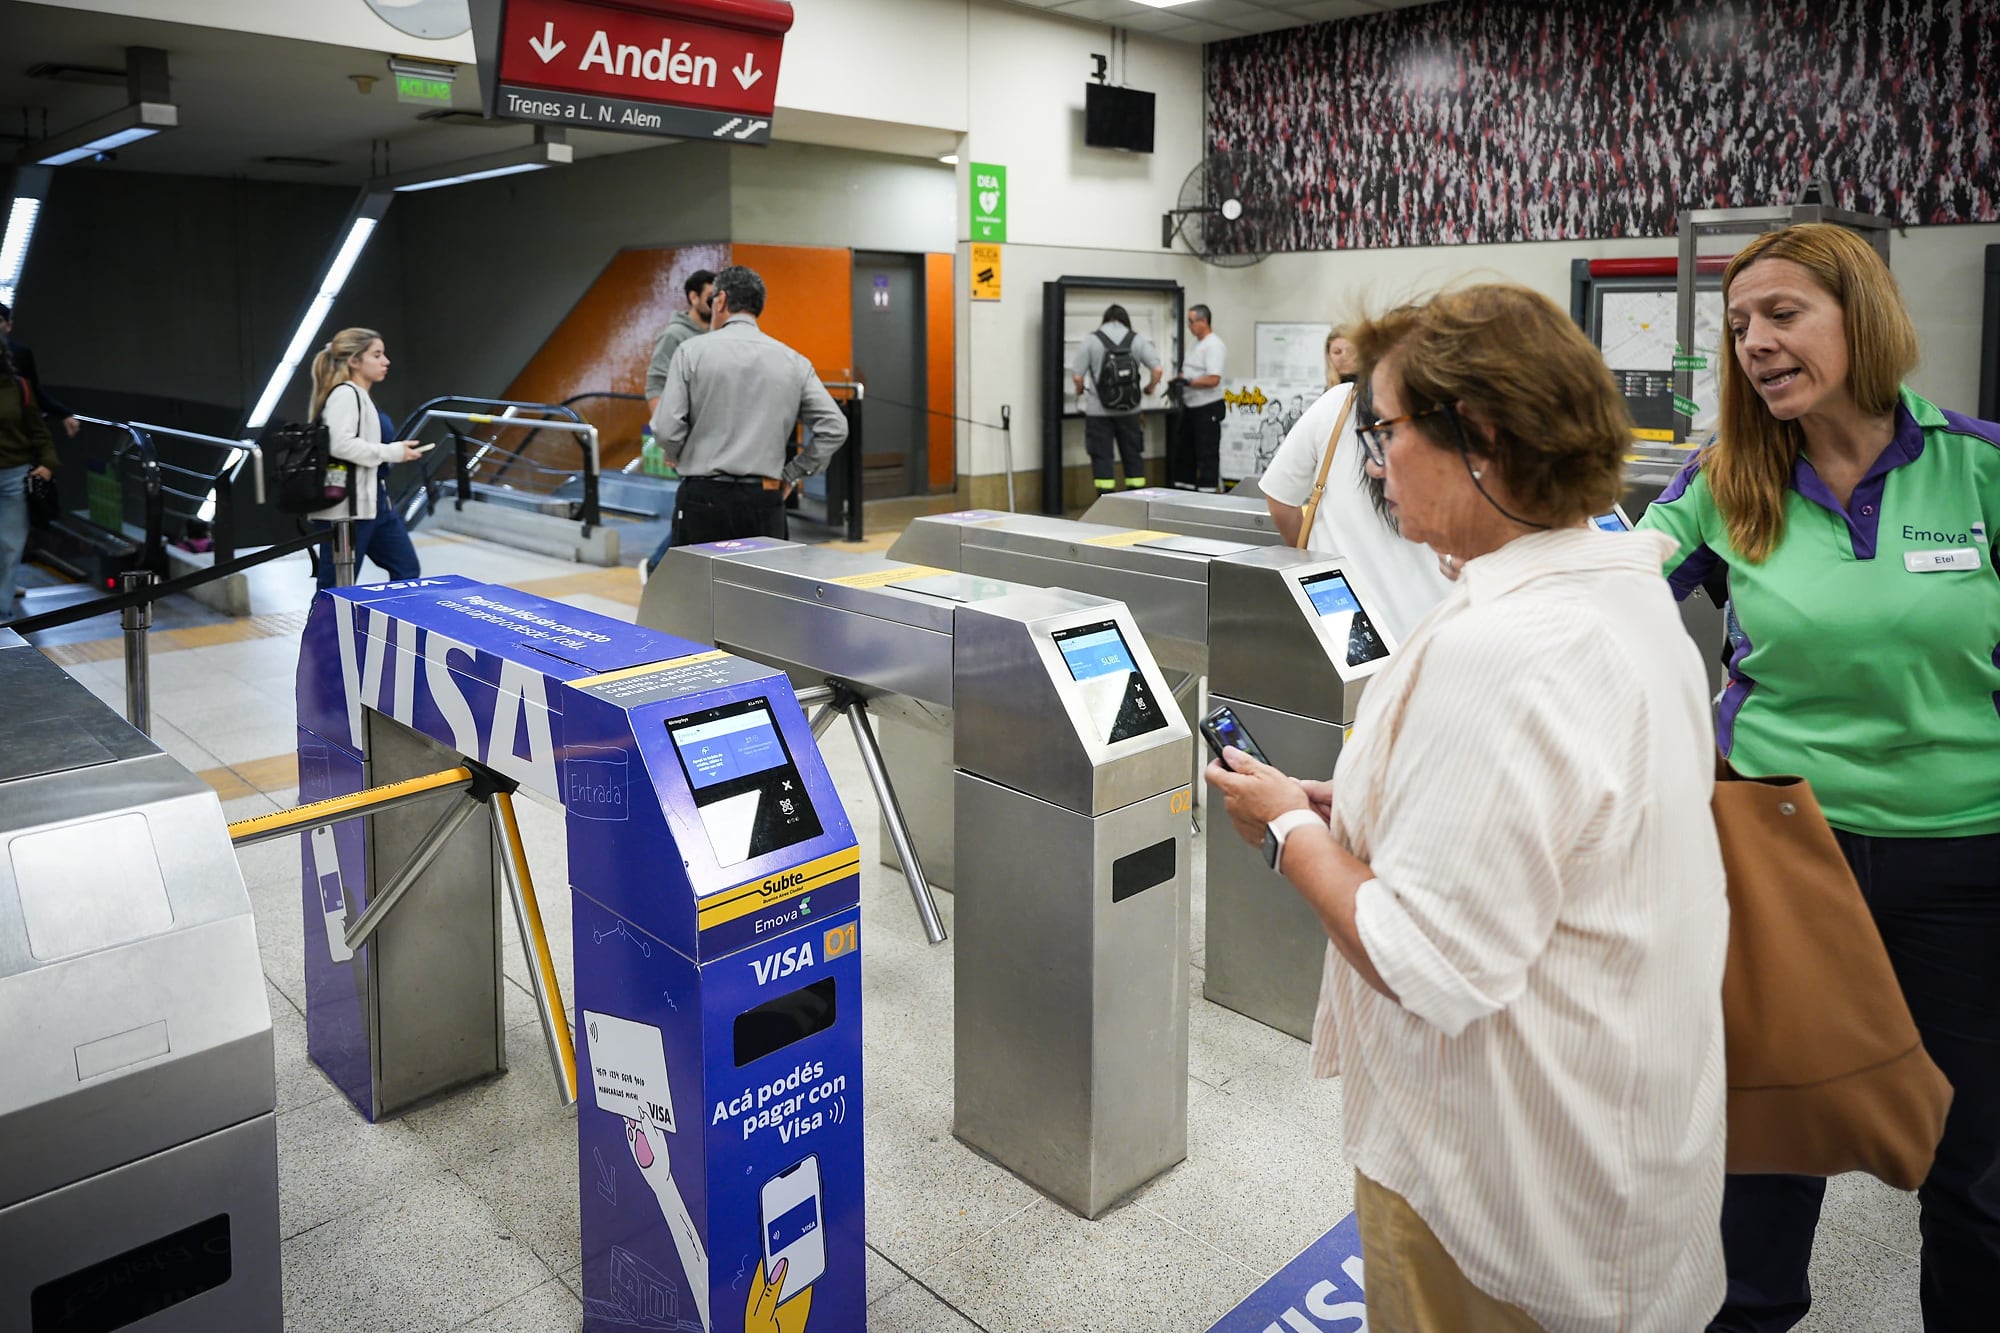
[
  {"left": 36, "top": 610, "right": 311, "bottom": 666},
  {"left": 196, "top": 753, "right": 298, "bottom": 802}
]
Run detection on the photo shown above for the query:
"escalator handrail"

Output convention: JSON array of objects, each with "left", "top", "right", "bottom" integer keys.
[{"left": 70, "top": 414, "right": 167, "bottom": 574}]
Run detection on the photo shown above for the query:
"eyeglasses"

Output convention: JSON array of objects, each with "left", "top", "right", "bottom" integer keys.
[{"left": 1355, "top": 404, "right": 1446, "bottom": 467}]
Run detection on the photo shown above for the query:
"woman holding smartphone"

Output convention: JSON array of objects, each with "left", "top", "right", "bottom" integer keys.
[{"left": 307, "top": 327, "right": 424, "bottom": 590}]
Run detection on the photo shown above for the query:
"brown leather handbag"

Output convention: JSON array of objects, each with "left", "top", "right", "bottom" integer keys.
[{"left": 1713, "top": 757, "right": 1953, "bottom": 1189}]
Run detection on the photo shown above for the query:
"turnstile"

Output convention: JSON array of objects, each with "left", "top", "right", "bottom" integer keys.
[
  {"left": 0, "top": 630, "right": 281, "bottom": 1331},
  {"left": 1203, "top": 549, "right": 1397, "bottom": 1037},
  {"left": 1082, "top": 488, "right": 1284, "bottom": 546},
  {"left": 640, "top": 541, "right": 1197, "bottom": 1216}
]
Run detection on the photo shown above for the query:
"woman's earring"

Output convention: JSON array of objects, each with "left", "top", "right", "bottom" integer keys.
[{"left": 1471, "top": 469, "right": 1483, "bottom": 480}]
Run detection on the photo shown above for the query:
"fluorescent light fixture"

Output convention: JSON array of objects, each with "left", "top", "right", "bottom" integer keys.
[
  {"left": 0, "top": 168, "right": 53, "bottom": 310},
  {"left": 1129, "top": 0, "right": 1198, "bottom": 7},
  {"left": 25, "top": 101, "right": 177, "bottom": 167},
  {"left": 386, "top": 56, "right": 458, "bottom": 81},
  {"left": 938, "top": 154, "right": 959, "bottom": 165},
  {"left": 373, "top": 138, "right": 573, "bottom": 193},
  {"left": 244, "top": 194, "right": 392, "bottom": 431}
]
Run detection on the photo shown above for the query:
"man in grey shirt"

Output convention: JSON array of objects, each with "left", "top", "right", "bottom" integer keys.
[
  {"left": 644, "top": 268, "right": 715, "bottom": 413},
  {"left": 646, "top": 265, "right": 848, "bottom": 564},
  {"left": 1069, "top": 304, "right": 1163, "bottom": 493}
]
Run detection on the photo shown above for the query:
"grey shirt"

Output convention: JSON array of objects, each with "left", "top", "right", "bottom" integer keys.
[
  {"left": 649, "top": 313, "right": 849, "bottom": 482},
  {"left": 644, "top": 310, "right": 706, "bottom": 401},
  {"left": 1069, "top": 321, "right": 1163, "bottom": 417}
]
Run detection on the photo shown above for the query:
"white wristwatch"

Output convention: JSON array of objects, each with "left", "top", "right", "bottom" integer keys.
[{"left": 1263, "top": 809, "right": 1324, "bottom": 873}]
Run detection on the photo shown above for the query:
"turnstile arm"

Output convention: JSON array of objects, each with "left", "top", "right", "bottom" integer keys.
[
  {"left": 492, "top": 791, "right": 579, "bottom": 1108},
  {"left": 831, "top": 682, "right": 947, "bottom": 946},
  {"left": 343, "top": 794, "right": 487, "bottom": 952}
]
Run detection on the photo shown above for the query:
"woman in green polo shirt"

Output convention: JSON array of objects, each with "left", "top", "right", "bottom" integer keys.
[{"left": 1639, "top": 223, "right": 1999, "bottom": 1333}]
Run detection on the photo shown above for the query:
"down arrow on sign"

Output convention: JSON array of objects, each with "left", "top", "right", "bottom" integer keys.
[{"left": 733, "top": 54, "right": 762, "bottom": 89}]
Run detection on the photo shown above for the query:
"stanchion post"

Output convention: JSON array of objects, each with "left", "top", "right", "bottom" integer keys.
[
  {"left": 332, "top": 518, "right": 358, "bottom": 588},
  {"left": 1002, "top": 405, "right": 1015, "bottom": 512},
  {"left": 120, "top": 570, "right": 155, "bottom": 735}
]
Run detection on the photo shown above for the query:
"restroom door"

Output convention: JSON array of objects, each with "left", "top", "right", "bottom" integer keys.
[{"left": 851, "top": 252, "right": 926, "bottom": 499}]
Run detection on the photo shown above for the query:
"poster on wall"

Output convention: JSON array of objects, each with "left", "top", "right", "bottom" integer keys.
[
  {"left": 1254, "top": 323, "right": 1332, "bottom": 384},
  {"left": 1219, "top": 380, "right": 1324, "bottom": 481}
]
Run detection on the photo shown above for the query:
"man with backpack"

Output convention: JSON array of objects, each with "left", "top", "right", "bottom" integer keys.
[{"left": 1069, "top": 304, "right": 1163, "bottom": 494}]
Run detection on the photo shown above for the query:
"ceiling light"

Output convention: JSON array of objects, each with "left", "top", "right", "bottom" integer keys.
[
  {"left": 938, "top": 154, "right": 959, "bottom": 165},
  {"left": 372, "top": 137, "right": 573, "bottom": 192},
  {"left": 0, "top": 169, "right": 53, "bottom": 309},
  {"left": 24, "top": 101, "right": 177, "bottom": 167},
  {"left": 1129, "top": 0, "right": 1198, "bottom": 8},
  {"left": 244, "top": 193, "right": 393, "bottom": 432}
]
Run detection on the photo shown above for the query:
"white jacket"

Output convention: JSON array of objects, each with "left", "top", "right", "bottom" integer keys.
[{"left": 309, "top": 382, "right": 404, "bottom": 522}]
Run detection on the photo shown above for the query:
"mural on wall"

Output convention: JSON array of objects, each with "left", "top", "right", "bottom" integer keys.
[{"left": 1204, "top": 0, "right": 2000, "bottom": 250}]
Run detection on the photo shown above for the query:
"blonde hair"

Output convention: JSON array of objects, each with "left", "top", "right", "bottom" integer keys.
[
  {"left": 1710, "top": 224, "right": 1917, "bottom": 562},
  {"left": 1349, "top": 285, "right": 1630, "bottom": 523},
  {"left": 310, "top": 327, "right": 382, "bottom": 420}
]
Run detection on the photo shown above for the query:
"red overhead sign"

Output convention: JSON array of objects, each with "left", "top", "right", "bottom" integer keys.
[{"left": 473, "top": 0, "right": 794, "bottom": 143}]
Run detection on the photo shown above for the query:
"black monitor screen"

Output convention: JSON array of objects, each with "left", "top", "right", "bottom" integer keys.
[
  {"left": 1085, "top": 83, "right": 1155, "bottom": 153},
  {"left": 667, "top": 697, "right": 823, "bottom": 867}
]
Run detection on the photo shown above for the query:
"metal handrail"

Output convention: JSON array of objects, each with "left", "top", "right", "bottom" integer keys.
[
  {"left": 72, "top": 415, "right": 166, "bottom": 574},
  {"left": 392, "top": 395, "right": 586, "bottom": 442},
  {"left": 392, "top": 397, "right": 599, "bottom": 529},
  {"left": 422, "top": 409, "right": 602, "bottom": 534},
  {"left": 118, "top": 421, "right": 266, "bottom": 564}
]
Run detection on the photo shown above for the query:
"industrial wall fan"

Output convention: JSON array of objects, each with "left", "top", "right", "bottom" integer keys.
[{"left": 1162, "top": 151, "right": 1276, "bottom": 267}]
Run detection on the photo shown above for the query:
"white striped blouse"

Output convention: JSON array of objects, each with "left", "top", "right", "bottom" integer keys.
[{"left": 1314, "top": 527, "right": 1729, "bottom": 1332}]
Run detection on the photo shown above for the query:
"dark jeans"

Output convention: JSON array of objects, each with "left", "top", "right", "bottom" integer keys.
[
  {"left": 1187, "top": 400, "right": 1226, "bottom": 490},
  {"left": 314, "top": 486, "right": 420, "bottom": 590},
  {"left": 1710, "top": 829, "right": 2000, "bottom": 1333},
  {"left": 667, "top": 475, "right": 787, "bottom": 550},
  {"left": 1084, "top": 414, "right": 1145, "bottom": 490}
]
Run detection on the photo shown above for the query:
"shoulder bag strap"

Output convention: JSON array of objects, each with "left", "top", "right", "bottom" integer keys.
[{"left": 1293, "top": 388, "right": 1358, "bottom": 550}]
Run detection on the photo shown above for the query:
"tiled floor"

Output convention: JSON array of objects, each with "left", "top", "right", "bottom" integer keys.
[{"left": 31, "top": 525, "right": 1923, "bottom": 1332}]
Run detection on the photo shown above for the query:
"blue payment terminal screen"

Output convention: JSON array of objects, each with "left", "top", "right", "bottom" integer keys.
[
  {"left": 1299, "top": 571, "right": 1391, "bottom": 667},
  {"left": 767, "top": 1196, "right": 821, "bottom": 1253},
  {"left": 1591, "top": 510, "right": 1631, "bottom": 532},
  {"left": 1304, "top": 573, "right": 1361, "bottom": 619},
  {"left": 1055, "top": 625, "right": 1138, "bottom": 681},
  {"left": 671, "top": 705, "right": 786, "bottom": 789}
]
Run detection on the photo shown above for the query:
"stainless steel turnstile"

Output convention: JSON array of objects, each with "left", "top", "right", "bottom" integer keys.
[
  {"left": 1623, "top": 443, "right": 1728, "bottom": 695},
  {"left": 638, "top": 543, "right": 1196, "bottom": 1215},
  {"left": 1082, "top": 488, "right": 1284, "bottom": 547},
  {"left": 0, "top": 631, "right": 281, "bottom": 1331},
  {"left": 1203, "top": 549, "right": 1396, "bottom": 1038}
]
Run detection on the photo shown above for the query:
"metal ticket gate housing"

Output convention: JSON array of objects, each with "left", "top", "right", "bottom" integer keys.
[
  {"left": 0, "top": 631, "right": 281, "bottom": 1331},
  {"left": 639, "top": 542, "right": 1197, "bottom": 1215},
  {"left": 294, "top": 577, "right": 868, "bottom": 1331},
  {"left": 1081, "top": 487, "right": 1284, "bottom": 546}
]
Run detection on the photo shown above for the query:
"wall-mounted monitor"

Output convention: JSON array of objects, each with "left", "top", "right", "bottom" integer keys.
[{"left": 1085, "top": 84, "right": 1154, "bottom": 153}]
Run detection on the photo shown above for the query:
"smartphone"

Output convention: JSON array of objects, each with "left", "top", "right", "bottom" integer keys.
[
  {"left": 1200, "top": 705, "right": 1270, "bottom": 772},
  {"left": 310, "top": 823, "right": 353, "bottom": 963},
  {"left": 411, "top": 442, "right": 436, "bottom": 453},
  {"left": 760, "top": 1156, "right": 826, "bottom": 1302}
]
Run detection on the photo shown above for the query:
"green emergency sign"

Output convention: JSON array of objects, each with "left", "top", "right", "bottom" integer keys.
[
  {"left": 970, "top": 163, "right": 1006, "bottom": 243},
  {"left": 396, "top": 74, "right": 455, "bottom": 106}
]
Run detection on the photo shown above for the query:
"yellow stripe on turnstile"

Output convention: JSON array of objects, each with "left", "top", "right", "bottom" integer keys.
[
  {"left": 1083, "top": 528, "right": 1173, "bottom": 547},
  {"left": 494, "top": 790, "right": 578, "bottom": 1102},
  {"left": 570, "top": 650, "right": 730, "bottom": 689},
  {"left": 696, "top": 846, "right": 863, "bottom": 930},
  {"left": 1631, "top": 428, "right": 1680, "bottom": 443},
  {"left": 828, "top": 565, "right": 949, "bottom": 589},
  {"left": 226, "top": 766, "right": 473, "bottom": 844}
]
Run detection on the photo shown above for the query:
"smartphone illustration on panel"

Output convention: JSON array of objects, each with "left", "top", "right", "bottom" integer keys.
[
  {"left": 760, "top": 1155, "right": 825, "bottom": 1302},
  {"left": 310, "top": 824, "right": 353, "bottom": 963}
]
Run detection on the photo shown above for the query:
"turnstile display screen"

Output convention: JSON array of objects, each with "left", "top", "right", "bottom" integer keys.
[
  {"left": 1592, "top": 509, "right": 1632, "bottom": 532},
  {"left": 1051, "top": 621, "right": 1167, "bottom": 744},
  {"left": 1299, "top": 572, "right": 1390, "bottom": 667},
  {"left": 667, "top": 697, "right": 824, "bottom": 867}
]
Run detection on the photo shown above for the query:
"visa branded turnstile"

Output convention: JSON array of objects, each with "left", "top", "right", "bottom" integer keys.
[
  {"left": 294, "top": 577, "right": 865, "bottom": 1333},
  {"left": 0, "top": 631, "right": 281, "bottom": 1331},
  {"left": 640, "top": 542, "right": 1196, "bottom": 1216},
  {"left": 1082, "top": 487, "right": 1285, "bottom": 546}
]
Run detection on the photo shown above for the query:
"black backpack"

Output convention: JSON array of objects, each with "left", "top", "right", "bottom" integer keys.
[
  {"left": 1093, "top": 328, "right": 1144, "bottom": 412},
  {"left": 262, "top": 385, "right": 355, "bottom": 515}
]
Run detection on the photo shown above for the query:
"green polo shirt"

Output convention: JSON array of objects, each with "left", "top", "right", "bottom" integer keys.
[{"left": 1637, "top": 387, "right": 2000, "bottom": 837}]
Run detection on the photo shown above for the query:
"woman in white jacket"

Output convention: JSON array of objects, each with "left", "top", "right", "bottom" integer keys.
[{"left": 309, "top": 327, "right": 424, "bottom": 590}]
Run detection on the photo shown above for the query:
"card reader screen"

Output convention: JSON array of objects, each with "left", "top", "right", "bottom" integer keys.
[
  {"left": 1050, "top": 620, "right": 1168, "bottom": 745},
  {"left": 1591, "top": 510, "right": 1630, "bottom": 532},
  {"left": 667, "top": 698, "right": 823, "bottom": 868},
  {"left": 1299, "top": 572, "right": 1390, "bottom": 667}
]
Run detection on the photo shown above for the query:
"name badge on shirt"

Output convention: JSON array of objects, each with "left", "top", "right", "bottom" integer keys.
[{"left": 1904, "top": 547, "right": 1982, "bottom": 573}]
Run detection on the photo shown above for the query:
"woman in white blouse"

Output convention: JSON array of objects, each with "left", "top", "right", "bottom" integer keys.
[
  {"left": 307, "top": 327, "right": 425, "bottom": 590},
  {"left": 1207, "top": 285, "right": 1729, "bottom": 1333}
]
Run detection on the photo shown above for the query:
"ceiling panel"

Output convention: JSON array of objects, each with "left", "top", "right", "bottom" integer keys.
[
  {"left": 1282, "top": 1, "right": 1384, "bottom": 22},
  {"left": 1015, "top": 0, "right": 1438, "bottom": 43}
]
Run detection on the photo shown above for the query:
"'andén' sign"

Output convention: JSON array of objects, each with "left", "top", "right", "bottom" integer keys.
[{"left": 470, "top": 0, "right": 793, "bottom": 145}]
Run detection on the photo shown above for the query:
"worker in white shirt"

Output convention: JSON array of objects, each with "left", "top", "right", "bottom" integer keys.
[
  {"left": 1207, "top": 284, "right": 1727, "bottom": 1333},
  {"left": 1175, "top": 304, "right": 1227, "bottom": 490}
]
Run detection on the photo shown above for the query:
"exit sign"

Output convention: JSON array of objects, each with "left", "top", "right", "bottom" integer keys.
[{"left": 396, "top": 74, "right": 455, "bottom": 106}]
